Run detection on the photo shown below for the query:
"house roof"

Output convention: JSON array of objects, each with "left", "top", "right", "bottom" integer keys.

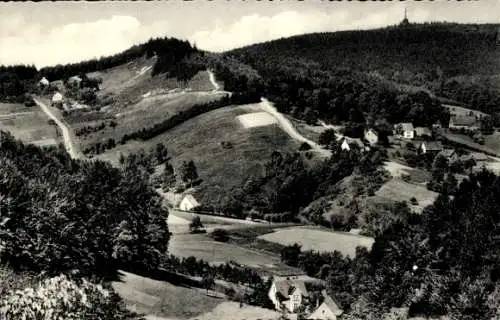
[
  {"left": 322, "top": 293, "right": 343, "bottom": 316},
  {"left": 451, "top": 115, "right": 477, "bottom": 126},
  {"left": 52, "top": 92, "right": 63, "bottom": 102},
  {"left": 438, "top": 149, "right": 456, "bottom": 159},
  {"left": 68, "top": 75, "right": 82, "bottom": 83},
  {"left": 396, "top": 123, "right": 414, "bottom": 132},
  {"left": 461, "top": 153, "right": 488, "bottom": 162},
  {"left": 182, "top": 194, "right": 199, "bottom": 207},
  {"left": 343, "top": 137, "right": 365, "bottom": 148},
  {"left": 274, "top": 279, "right": 309, "bottom": 300},
  {"left": 365, "top": 128, "right": 378, "bottom": 136},
  {"left": 414, "top": 127, "right": 432, "bottom": 136},
  {"left": 423, "top": 141, "right": 443, "bottom": 151}
]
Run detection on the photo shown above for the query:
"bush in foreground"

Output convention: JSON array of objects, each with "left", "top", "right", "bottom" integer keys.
[{"left": 0, "top": 274, "right": 142, "bottom": 320}]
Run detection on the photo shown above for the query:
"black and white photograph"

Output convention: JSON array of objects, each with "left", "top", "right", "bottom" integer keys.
[{"left": 0, "top": 0, "right": 499, "bottom": 319}]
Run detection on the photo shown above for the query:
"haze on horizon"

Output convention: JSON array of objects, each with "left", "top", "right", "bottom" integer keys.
[{"left": 0, "top": 1, "right": 498, "bottom": 68}]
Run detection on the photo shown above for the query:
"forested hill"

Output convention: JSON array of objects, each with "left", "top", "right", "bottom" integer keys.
[
  {"left": 231, "top": 23, "right": 499, "bottom": 80},
  {"left": 228, "top": 23, "right": 500, "bottom": 113}
]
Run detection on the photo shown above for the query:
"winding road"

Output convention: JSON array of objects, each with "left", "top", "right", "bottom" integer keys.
[
  {"left": 34, "top": 97, "right": 82, "bottom": 159},
  {"left": 259, "top": 98, "right": 332, "bottom": 157}
]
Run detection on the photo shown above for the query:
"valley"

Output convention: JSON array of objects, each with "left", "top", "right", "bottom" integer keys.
[{"left": 1, "top": 17, "right": 499, "bottom": 320}]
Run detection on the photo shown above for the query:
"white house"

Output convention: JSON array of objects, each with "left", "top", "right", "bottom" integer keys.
[
  {"left": 38, "top": 77, "right": 49, "bottom": 87},
  {"left": 364, "top": 128, "right": 379, "bottom": 146},
  {"left": 268, "top": 278, "right": 309, "bottom": 313},
  {"left": 340, "top": 138, "right": 365, "bottom": 152},
  {"left": 51, "top": 92, "right": 64, "bottom": 107},
  {"left": 394, "top": 123, "right": 415, "bottom": 139},
  {"left": 179, "top": 194, "right": 199, "bottom": 211},
  {"left": 307, "top": 291, "right": 343, "bottom": 320}
]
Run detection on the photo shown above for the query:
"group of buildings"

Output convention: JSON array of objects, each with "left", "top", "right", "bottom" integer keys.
[{"left": 267, "top": 277, "right": 343, "bottom": 320}]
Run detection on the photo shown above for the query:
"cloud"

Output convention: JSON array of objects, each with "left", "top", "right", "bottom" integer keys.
[
  {"left": 189, "top": 7, "right": 418, "bottom": 52},
  {"left": 0, "top": 15, "right": 170, "bottom": 68}
]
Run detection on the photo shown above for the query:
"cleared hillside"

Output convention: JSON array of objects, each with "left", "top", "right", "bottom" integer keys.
[{"left": 96, "top": 104, "right": 300, "bottom": 203}]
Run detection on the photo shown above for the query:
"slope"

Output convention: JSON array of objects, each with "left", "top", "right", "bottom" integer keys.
[
  {"left": 229, "top": 23, "right": 500, "bottom": 112},
  {"left": 96, "top": 103, "right": 300, "bottom": 204}
]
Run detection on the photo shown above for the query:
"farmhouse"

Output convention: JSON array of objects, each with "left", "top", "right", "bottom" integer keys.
[
  {"left": 414, "top": 127, "right": 432, "bottom": 138},
  {"left": 364, "top": 128, "right": 379, "bottom": 146},
  {"left": 394, "top": 123, "right": 415, "bottom": 139},
  {"left": 420, "top": 141, "right": 443, "bottom": 154},
  {"left": 51, "top": 92, "right": 64, "bottom": 108},
  {"left": 38, "top": 77, "right": 49, "bottom": 87},
  {"left": 68, "top": 75, "right": 83, "bottom": 86},
  {"left": 268, "top": 278, "right": 309, "bottom": 313},
  {"left": 307, "top": 291, "right": 343, "bottom": 320},
  {"left": 437, "top": 149, "right": 459, "bottom": 163},
  {"left": 449, "top": 115, "right": 479, "bottom": 131},
  {"left": 340, "top": 138, "right": 365, "bottom": 152},
  {"left": 179, "top": 194, "right": 200, "bottom": 211},
  {"left": 460, "top": 152, "right": 489, "bottom": 163}
]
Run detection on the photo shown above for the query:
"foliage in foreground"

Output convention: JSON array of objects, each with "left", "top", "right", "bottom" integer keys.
[
  {"left": 0, "top": 274, "right": 142, "bottom": 320},
  {"left": 0, "top": 131, "right": 170, "bottom": 277}
]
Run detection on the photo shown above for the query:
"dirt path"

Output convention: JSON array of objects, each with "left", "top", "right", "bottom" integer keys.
[
  {"left": 33, "top": 97, "right": 83, "bottom": 159},
  {"left": 207, "top": 70, "right": 220, "bottom": 91},
  {"left": 259, "top": 98, "right": 332, "bottom": 157}
]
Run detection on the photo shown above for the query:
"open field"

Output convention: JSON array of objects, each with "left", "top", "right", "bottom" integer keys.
[
  {"left": 444, "top": 133, "right": 499, "bottom": 156},
  {"left": 112, "top": 271, "right": 222, "bottom": 320},
  {"left": 73, "top": 91, "right": 227, "bottom": 150},
  {"left": 188, "top": 302, "right": 279, "bottom": 320},
  {"left": 483, "top": 132, "right": 500, "bottom": 155},
  {"left": 97, "top": 104, "right": 300, "bottom": 204},
  {"left": 88, "top": 56, "right": 217, "bottom": 104},
  {"left": 443, "top": 104, "right": 490, "bottom": 118},
  {"left": 375, "top": 178, "right": 439, "bottom": 213},
  {"left": 0, "top": 102, "right": 59, "bottom": 146},
  {"left": 169, "top": 233, "right": 300, "bottom": 275},
  {"left": 237, "top": 111, "right": 277, "bottom": 128},
  {"left": 258, "top": 227, "right": 374, "bottom": 258},
  {"left": 383, "top": 160, "right": 430, "bottom": 183}
]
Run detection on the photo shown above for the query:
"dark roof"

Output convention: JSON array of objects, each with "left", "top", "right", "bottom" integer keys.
[
  {"left": 274, "top": 279, "right": 309, "bottom": 299},
  {"left": 439, "top": 149, "right": 457, "bottom": 159},
  {"left": 451, "top": 115, "right": 477, "bottom": 126},
  {"left": 423, "top": 141, "right": 443, "bottom": 151},
  {"left": 414, "top": 127, "right": 432, "bottom": 136}
]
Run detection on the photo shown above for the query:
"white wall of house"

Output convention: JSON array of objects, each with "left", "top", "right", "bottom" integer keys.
[
  {"left": 403, "top": 130, "right": 414, "bottom": 139},
  {"left": 307, "top": 302, "right": 339, "bottom": 320},
  {"left": 341, "top": 140, "right": 350, "bottom": 151},
  {"left": 287, "top": 287, "right": 303, "bottom": 313},
  {"left": 179, "top": 196, "right": 198, "bottom": 211},
  {"left": 268, "top": 283, "right": 281, "bottom": 310}
]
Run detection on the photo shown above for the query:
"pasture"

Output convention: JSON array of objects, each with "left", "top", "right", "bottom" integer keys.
[
  {"left": 168, "top": 233, "right": 298, "bottom": 275},
  {"left": 375, "top": 178, "right": 439, "bottom": 213},
  {"left": 257, "top": 227, "right": 375, "bottom": 258},
  {"left": 237, "top": 111, "right": 277, "bottom": 128},
  {"left": 112, "top": 271, "right": 222, "bottom": 320},
  {"left": 0, "top": 102, "right": 59, "bottom": 146},
  {"left": 74, "top": 91, "right": 227, "bottom": 150},
  {"left": 97, "top": 104, "right": 299, "bottom": 204}
]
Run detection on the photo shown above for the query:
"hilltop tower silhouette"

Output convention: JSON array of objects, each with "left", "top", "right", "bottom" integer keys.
[{"left": 401, "top": 8, "right": 410, "bottom": 25}]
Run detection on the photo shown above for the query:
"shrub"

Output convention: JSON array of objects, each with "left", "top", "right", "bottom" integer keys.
[
  {"left": 210, "top": 228, "right": 229, "bottom": 242},
  {"left": 410, "top": 197, "right": 418, "bottom": 205},
  {"left": 0, "top": 274, "right": 140, "bottom": 320},
  {"left": 299, "top": 142, "right": 312, "bottom": 151}
]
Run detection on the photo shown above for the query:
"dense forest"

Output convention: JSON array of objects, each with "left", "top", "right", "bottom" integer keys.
[
  {"left": 226, "top": 23, "right": 499, "bottom": 117},
  {"left": 279, "top": 170, "right": 500, "bottom": 319},
  {"left": 0, "top": 131, "right": 171, "bottom": 276},
  {"left": 0, "top": 132, "right": 176, "bottom": 318}
]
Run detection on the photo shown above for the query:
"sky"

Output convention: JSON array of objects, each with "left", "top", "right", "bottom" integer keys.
[{"left": 0, "top": 1, "right": 498, "bottom": 68}]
